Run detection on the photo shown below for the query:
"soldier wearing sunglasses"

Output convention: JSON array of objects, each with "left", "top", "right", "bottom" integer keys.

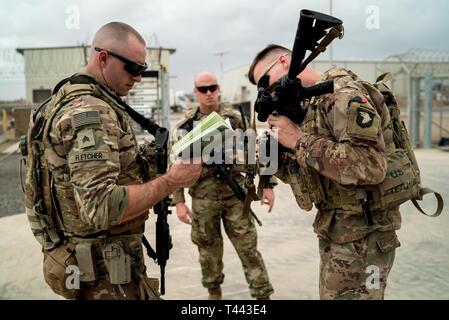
[
  {"left": 172, "top": 71, "right": 275, "bottom": 300},
  {"left": 36, "top": 22, "right": 202, "bottom": 300},
  {"left": 248, "top": 44, "right": 400, "bottom": 300}
]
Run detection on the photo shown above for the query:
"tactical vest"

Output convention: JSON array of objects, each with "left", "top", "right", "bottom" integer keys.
[
  {"left": 23, "top": 75, "right": 148, "bottom": 250},
  {"left": 284, "top": 68, "right": 443, "bottom": 216}
]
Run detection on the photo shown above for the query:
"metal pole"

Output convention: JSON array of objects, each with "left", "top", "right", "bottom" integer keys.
[
  {"left": 406, "top": 74, "right": 413, "bottom": 143},
  {"left": 424, "top": 72, "right": 433, "bottom": 148},
  {"left": 160, "top": 65, "right": 170, "bottom": 131},
  {"left": 329, "top": 0, "right": 333, "bottom": 65},
  {"left": 411, "top": 77, "right": 420, "bottom": 147}
]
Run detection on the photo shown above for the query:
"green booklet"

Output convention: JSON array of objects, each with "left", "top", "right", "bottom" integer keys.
[{"left": 171, "top": 111, "right": 233, "bottom": 158}]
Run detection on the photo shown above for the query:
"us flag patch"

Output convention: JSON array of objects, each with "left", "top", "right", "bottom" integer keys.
[{"left": 71, "top": 111, "right": 101, "bottom": 129}]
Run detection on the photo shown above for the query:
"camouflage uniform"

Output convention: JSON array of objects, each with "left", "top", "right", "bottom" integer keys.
[
  {"left": 291, "top": 68, "right": 401, "bottom": 299},
  {"left": 40, "top": 73, "right": 159, "bottom": 300},
  {"left": 172, "top": 103, "right": 274, "bottom": 298}
]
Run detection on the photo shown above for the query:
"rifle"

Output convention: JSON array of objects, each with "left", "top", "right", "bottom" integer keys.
[
  {"left": 139, "top": 126, "right": 172, "bottom": 296},
  {"left": 255, "top": 9, "right": 344, "bottom": 125},
  {"left": 209, "top": 164, "right": 263, "bottom": 226}
]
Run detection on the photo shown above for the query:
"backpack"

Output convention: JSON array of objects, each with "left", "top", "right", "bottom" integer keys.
[
  {"left": 20, "top": 77, "right": 100, "bottom": 250},
  {"left": 361, "top": 73, "right": 443, "bottom": 217}
]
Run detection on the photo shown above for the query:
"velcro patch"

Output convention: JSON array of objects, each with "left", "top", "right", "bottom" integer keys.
[
  {"left": 347, "top": 103, "right": 380, "bottom": 141},
  {"left": 77, "top": 129, "right": 96, "bottom": 149},
  {"left": 71, "top": 111, "right": 101, "bottom": 129},
  {"left": 69, "top": 151, "right": 109, "bottom": 164},
  {"left": 356, "top": 109, "right": 375, "bottom": 128}
]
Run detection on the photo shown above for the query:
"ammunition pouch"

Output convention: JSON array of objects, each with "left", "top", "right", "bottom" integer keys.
[
  {"left": 367, "top": 148, "right": 421, "bottom": 210},
  {"left": 322, "top": 149, "right": 421, "bottom": 213},
  {"left": 138, "top": 140, "right": 158, "bottom": 182},
  {"left": 276, "top": 153, "right": 325, "bottom": 211}
]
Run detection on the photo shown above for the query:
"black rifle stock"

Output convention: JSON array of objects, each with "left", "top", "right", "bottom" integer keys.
[{"left": 255, "top": 9, "right": 343, "bottom": 125}]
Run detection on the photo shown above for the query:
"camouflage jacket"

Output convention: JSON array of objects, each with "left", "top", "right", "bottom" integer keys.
[
  {"left": 294, "top": 67, "right": 401, "bottom": 243},
  {"left": 45, "top": 74, "right": 148, "bottom": 237},
  {"left": 172, "top": 102, "right": 253, "bottom": 203}
]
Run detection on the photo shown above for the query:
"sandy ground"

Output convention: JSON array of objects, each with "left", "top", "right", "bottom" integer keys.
[{"left": 0, "top": 149, "right": 448, "bottom": 300}]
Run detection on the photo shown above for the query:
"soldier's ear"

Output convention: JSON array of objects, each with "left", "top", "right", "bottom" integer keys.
[
  {"left": 98, "top": 51, "right": 108, "bottom": 67},
  {"left": 279, "top": 55, "right": 289, "bottom": 71}
]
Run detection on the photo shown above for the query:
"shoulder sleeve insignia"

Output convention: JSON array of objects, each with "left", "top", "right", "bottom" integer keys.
[
  {"left": 356, "top": 109, "right": 375, "bottom": 128},
  {"left": 71, "top": 110, "right": 101, "bottom": 129},
  {"left": 347, "top": 95, "right": 380, "bottom": 141}
]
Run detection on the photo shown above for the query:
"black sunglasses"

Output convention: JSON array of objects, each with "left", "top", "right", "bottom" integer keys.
[
  {"left": 94, "top": 47, "right": 148, "bottom": 76},
  {"left": 257, "top": 75, "right": 278, "bottom": 92},
  {"left": 196, "top": 84, "right": 218, "bottom": 94}
]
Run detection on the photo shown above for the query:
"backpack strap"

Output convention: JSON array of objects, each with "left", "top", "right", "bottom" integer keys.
[{"left": 411, "top": 188, "right": 444, "bottom": 217}]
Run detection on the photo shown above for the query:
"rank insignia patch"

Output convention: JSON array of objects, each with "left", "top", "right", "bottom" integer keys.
[{"left": 77, "top": 129, "right": 96, "bottom": 149}]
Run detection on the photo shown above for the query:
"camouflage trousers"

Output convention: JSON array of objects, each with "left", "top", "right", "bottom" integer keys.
[
  {"left": 318, "top": 230, "right": 400, "bottom": 299},
  {"left": 77, "top": 275, "right": 161, "bottom": 300},
  {"left": 191, "top": 196, "right": 274, "bottom": 298}
]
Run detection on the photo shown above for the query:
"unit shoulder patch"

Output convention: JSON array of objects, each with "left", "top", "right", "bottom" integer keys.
[{"left": 356, "top": 108, "right": 375, "bottom": 128}]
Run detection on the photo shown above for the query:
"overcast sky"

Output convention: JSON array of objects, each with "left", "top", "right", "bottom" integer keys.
[{"left": 1, "top": 0, "right": 449, "bottom": 100}]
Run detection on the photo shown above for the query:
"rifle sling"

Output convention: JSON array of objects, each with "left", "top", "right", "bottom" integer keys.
[
  {"left": 300, "top": 24, "right": 344, "bottom": 74},
  {"left": 142, "top": 235, "right": 158, "bottom": 261},
  {"left": 411, "top": 187, "right": 444, "bottom": 217}
]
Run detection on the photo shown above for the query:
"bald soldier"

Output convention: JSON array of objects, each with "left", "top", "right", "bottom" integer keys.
[
  {"left": 248, "top": 44, "right": 401, "bottom": 299},
  {"left": 34, "top": 22, "right": 201, "bottom": 300},
  {"left": 172, "top": 72, "right": 275, "bottom": 300}
]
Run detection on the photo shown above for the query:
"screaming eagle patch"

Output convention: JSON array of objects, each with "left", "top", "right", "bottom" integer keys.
[
  {"left": 356, "top": 109, "right": 375, "bottom": 128},
  {"left": 347, "top": 96, "right": 380, "bottom": 142}
]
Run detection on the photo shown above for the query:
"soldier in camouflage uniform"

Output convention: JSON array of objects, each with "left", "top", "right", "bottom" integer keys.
[
  {"left": 248, "top": 44, "right": 401, "bottom": 299},
  {"left": 172, "top": 72, "right": 275, "bottom": 300},
  {"left": 32, "top": 22, "right": 201, "bottom": 300}
]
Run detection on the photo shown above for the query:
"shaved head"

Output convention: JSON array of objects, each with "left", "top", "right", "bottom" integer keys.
[
  {"left": 92, "top": 21, "right": 146, "bottom": 51},
  {"left": 86, "top": 22, "right": 147, "bottom": 96},
  {"left": 193, "top": 71, "right": 220, "bottom": 113},
  {"left": 194, "top": 71, "right": 218, "bottom": 87}
]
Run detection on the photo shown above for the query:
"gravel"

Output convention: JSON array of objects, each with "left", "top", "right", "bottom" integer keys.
[{"left": 0, "top": 154, "right": 25, "bottom": 217}]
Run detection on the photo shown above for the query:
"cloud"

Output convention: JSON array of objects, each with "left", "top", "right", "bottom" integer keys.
[{"left": 0, "top": 0, "right": 448, "bottom": 100}]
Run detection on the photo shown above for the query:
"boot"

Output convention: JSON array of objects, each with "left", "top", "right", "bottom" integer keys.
[
  {"left": 208, "top": 287, "right": 222, "bottom": 300},
  {"left": 256, "top": 295, "right": 271, "bottom": 300}
]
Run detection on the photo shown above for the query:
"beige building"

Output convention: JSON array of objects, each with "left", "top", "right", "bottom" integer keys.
[{"left": 17, "top": 45, "right": 176, "bottom": 129}]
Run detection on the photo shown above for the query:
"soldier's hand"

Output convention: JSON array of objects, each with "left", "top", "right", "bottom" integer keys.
[
  {"left": 267, "top": 115, "right": 304, "bottom": 149},
  {"left": 261, "top": 188, "right": 275, "bottom": 212},
  {"left": 176, "top": 202, "right": 192, "bottom": 224},
  {"left": 165, "top": 158, "right": 202, "bottom": 189}
]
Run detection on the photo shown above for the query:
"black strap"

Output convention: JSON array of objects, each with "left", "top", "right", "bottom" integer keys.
[
  {"left": 237, "top": 104, "right": 247, "bottom": 131},
  {"left": 58, "top": 74, "right": 164, "bottom": 138},
  {"left": 142, "top": 235, "right": 157, "bottom": 261}
]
